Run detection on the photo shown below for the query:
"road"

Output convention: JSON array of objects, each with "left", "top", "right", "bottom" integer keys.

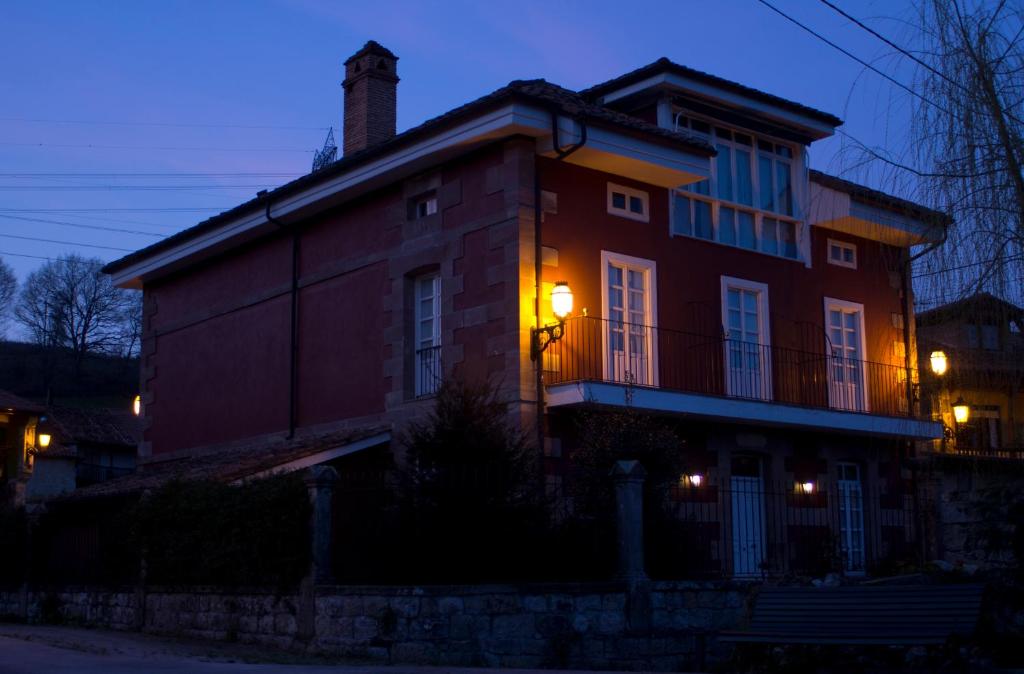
[{"left": 0, "top": 624, "right": 685, "bottom": 674}]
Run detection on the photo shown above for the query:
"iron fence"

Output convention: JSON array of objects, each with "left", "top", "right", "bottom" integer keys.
[
  {"left": 545, "top": 316, "right": 916, "bottom": 418},
  {"left": 649, "top": 478, "right": 919, "bottom": 580}
]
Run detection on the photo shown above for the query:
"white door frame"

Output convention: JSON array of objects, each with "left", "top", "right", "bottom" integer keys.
[
  {"left": 730, "top": 463, "right": 767, "bottom": 578},
  {"left": 836, "top": 462, "right": 866, "bottom": 575},
  {"left": 823, "top": 297, "right": 869, "bottom": 412},
  {"left": 720, "top": 276, "right": 772, "bottom": 400},
  {"left": 601, "top": 250, "right": 659, "bottom": 387}
]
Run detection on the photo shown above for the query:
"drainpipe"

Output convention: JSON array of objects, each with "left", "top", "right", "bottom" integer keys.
[
  {"left": 262, "top": 193, "right": 299, "bottom": 440},
  {"left": 534, "top": 112, "right": 587, "bottom": 454}
]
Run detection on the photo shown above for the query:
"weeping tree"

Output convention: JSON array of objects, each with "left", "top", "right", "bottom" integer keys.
[{"left": 906, "top": 0, "right": 1024, "bottom": 304}]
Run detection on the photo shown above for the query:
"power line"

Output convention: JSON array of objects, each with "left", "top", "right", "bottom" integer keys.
[
  {"left": 912, "top": 255, "right": 1024, "bottom": 278},
  {"left": 0, "top": 142, "right": 314, "bottom": 153},
  {"left": 0, "top": 249, "right": 54, "bottom": 262},
  {"left": 0, "top": 208, "right": 228, "bottom": 213},
  {"left": 0, "top": 213, "right": 165, "bottom": 238},
  {"left": 816, "top": 0, "right": 1024, "bottom": 127},
  {"left": 0, "top": 172, "right": 302, "bottom": 178},
  {"left": 753, "top": 0, "right": 951, "bottom": 116},
  {"left": 0, "top": 185, "right": 277, "bottom": 191},
  {"left": 0, "top": 117, "right": 329, "bottom": 131},
  {"left": 0, "top": 233, "right": 134, "bottom": 252}
]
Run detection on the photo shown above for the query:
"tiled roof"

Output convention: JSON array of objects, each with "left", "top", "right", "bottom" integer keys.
[
  {"left": 60, "top": 425, "right": 390, "bottom": 501},
  {"left": 49, "top": 406, "right": 142, "bottom": 448},
  {"left": 580, "top": 57, "right": 844, "bottom": 128},
  {"left": 0, "top": 388, "right": 44, "bottom": 414},
  {"left": 809, "top": 170, "right": 953, "bottom": 226},
  {"left": 102, "top": 80, "right": 713, "bottom": 276}
]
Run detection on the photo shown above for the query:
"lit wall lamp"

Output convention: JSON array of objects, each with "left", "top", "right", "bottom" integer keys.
[
  {"left": 929, "top": 350, "right": 948, "bottom": 376},
  {"left": 38, "top": 432, "right": 51, "bottom": 449},
  {"left": 796, "top": 481, "right": 816, "bottom": 495},
  {"left": 682, "top": 473, "right": 704, "bottom": 488},
  {"left": 952, "top": 396, "right": 970, "bottom": 424},
  {"left": 132, "top": 394, "right": 142, "bottom": 417},
  {"left": 531, "top": 281, "right": 573, "bottom": 360}
]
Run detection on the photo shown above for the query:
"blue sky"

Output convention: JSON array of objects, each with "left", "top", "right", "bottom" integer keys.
[{"left": 0, "top": 0, "right": 920, "bottom": 282}]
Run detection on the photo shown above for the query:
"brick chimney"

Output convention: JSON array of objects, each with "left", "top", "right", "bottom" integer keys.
[{"left": 342, "top": 41, "right": 399, "bottom": 156}]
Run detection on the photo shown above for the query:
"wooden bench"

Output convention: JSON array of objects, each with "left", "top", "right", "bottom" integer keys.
[{"left": 720, "top": 584, "right": 985, "bottom": 645}]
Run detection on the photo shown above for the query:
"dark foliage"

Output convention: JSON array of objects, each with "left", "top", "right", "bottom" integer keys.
[
  {"left": 131, "top": 474, "right": 310, "bottom": 588},
  {"left": 0, "top": 504, "right": 27, "bottom": 587}
]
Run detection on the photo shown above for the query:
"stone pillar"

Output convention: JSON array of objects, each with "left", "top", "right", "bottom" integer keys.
[
  {"left": 611, "top": 460, "right": 647, "bottom": 584},
  {"left": 304, "top": 465, "right": 339, "bottom": 585}
]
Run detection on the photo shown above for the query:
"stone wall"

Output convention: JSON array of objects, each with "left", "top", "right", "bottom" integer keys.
[{"left": 0, "top": 581, "right": 751, "bottom": 669}]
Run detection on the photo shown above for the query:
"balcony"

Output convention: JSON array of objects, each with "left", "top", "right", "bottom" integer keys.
[{"left": 543, "top": 316, "right": 942, "bottom": 439}]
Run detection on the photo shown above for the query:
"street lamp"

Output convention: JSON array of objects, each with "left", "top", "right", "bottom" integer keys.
[
  {"left": 929, "top": 351, "right": 948, "bottom": 376},
  {"left": 531, "top": 281, "right": 573, "bottom": 360},
  {"left": 952, "top": 396, "right": 970, "bottom": 424}
]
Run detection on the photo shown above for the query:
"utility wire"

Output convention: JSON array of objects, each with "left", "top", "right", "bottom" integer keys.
[
  {"left": 912, "top": 255, "right": 1024, "bottom": 278},
  {"left": 753, "top": 0, "right": 951, "bottom": 116},
  {"left": 0, "top": 142, "right": 314, "bottom": 153},
  {"left": 0, "top": 208, "right": 227, "bottom": 213},
  {"left": 816, "top": 0, "right": 1024, "bottom": 127},
  {"left": 0, "top": 249, "right": 54, "bottom": 261},
  {"left": 0, "top": 185, "right": 277, "bottom": 191},
  {"left": 0, "top": 213, "right": 165, "bottom": 238},
  {"left": 0, "top": 117, "right": 329, "bottom": 131},
  {"left": 0, "top": 172, "right": 302, "bottom": 178},
  {"left": 0, "top": 233, "right": 133, "bottom": 252}
]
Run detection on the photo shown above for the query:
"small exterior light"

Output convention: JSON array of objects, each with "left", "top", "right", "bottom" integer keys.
[
  {"left": 930, "top": 350, "right": 948, "bottom": 376},
  {"left": 133, "top": 394, "right": 142, "bottom": 416},
  {"left": 797, "top": 481, "right": 815, "bottom": 494},
  {"left": 952, "top": 396, "right": 970, "bottom": 424},
  {"left": 531, "top": 280, "right": 573, "bottom": 360},
  {"left": 38, "top": 433, "right": 51, "bottom": 449},
  {"left": 551, "top": 281, "right": 573, "bottom": 320},
  {"left": 681, "top": 473, "right": 704, "bottom": 488}
]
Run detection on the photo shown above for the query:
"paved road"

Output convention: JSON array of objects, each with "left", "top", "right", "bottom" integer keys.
[{"left": 0, "top": 625, "right": 686, "bottom": 674}]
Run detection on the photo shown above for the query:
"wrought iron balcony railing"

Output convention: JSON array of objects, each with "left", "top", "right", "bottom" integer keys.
[{"left": 543, "top": 316, "right": 917, "bottom": 418}]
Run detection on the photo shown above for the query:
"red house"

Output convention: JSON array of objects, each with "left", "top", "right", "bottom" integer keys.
[{"left": 104, "top": 42, "right": 947, "bottom": 577}]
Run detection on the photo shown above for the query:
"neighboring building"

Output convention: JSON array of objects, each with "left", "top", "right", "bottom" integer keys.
[
  {"left": 0, "top": 389, "right": 45, "bottom": 504},
  {"left": 102, "top": 43, "right": 948, "bottom": 577},
  {"left": 917, "top": 293, "right": 1024, "bottom": 459}
]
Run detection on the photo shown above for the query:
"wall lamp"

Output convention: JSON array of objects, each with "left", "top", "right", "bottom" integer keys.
[
  {"left": 531, "top": 281, "right": 573, "bottom": 360},
  {"left": 952, "top": 396, "right": 970, "bottom": 424},
  {"left": 929, "top": 350, "right": 948, "bottom": 376},
  {"left": 132, "top": 394, "right": 142, "bottom": 417}
]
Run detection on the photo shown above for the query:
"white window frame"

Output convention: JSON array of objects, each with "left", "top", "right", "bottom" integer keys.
[
  {"left": 669, "top": 114, "right": 801, "bottom": 262},
  {"left": 414, "top": 194, "right": 438, "bottom": 219},
  {"left": 823, "top": 297, "right": 869, "bottom": 413},
  {"left": 827, "top": 238, "right": 857, "bottom": 269},
  {"left": 601, "top": 250, "right": 658, "bottom": 386},
  {"left": 414, "top": 273, "right": 442, "bottom": 397},
  {"left": 607, "top": 183, "right": 650, "bottom": 223},
  {"left": 720, "top": 276, "right": 772, "bottom": 400}
]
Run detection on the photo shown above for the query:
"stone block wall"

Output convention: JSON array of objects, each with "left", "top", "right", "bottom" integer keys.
[{"left": 0, "top": 581, "right": 751, "bottom": 669}]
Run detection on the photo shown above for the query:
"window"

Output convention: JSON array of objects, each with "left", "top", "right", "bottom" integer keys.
[
  {"left": 607, "top": 183, "right": 649, "bottom": 222},
  {"left": 414, "top": 273, "right": 441, "bottom": 397},
  {"left": 824, "top": 298, "right": 868, "bottom": 412},
  {"left": 602, "top": 251, "right": 658, "bottom": 386},
  {"left": 409, "top": 192, "right": 437, "bottom": 220},
  {"left": 721, "top": 276, "right": 771, "bottom": 401},
  {"left": 828, "top": 239, "right": 857, "bottom": 269},
  {"left": 960, "top": 405, "right": 1001, "bottom": 450},
  {"left": 966, "top": 322, "right": 1000, "bottom": 350},
  {"left": 671, "top": 113, "right": 800, "bottom": 260}
]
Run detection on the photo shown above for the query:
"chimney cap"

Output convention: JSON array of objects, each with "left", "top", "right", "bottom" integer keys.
[{"left": 344, "top": 40, "right": 398, "bottom": 66}]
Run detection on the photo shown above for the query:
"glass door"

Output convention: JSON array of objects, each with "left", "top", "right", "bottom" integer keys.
[
  {"left": 826, "top": 300, "right": 867, "bottom": 412},
  {"left": 605, "top": 256, "right": 655, "bottom": 386},
  {"left": 837, "top": 462, "right": 865, "bottom": 573},
  {"left": 723, "top": 279, "right": 771, "bottom": 400},
  {"left": 730, "top": 456, "right": 766, "bottom": 578}
]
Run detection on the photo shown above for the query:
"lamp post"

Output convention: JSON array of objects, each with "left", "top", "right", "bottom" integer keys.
[{"left": 531, "top": 281, "right": 573, "bottom": 360}]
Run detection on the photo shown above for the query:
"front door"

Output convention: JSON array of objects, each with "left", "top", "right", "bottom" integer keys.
[
  {"left": 730, "top": 456, "right": 766, "bottom": 577},
  {"left": 826, "top": 299, "right": 867, "bottom": 412},
  {"left": 837, "top": 462, "right": 866, "bottom": 573},
  {"left": 604, "top": 253, "right": 656, "bottom": 386}
]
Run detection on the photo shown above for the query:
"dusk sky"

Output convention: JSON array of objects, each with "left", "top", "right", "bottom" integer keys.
[{"left": 1, "top": 0, "right": 920, "bottom": 283}]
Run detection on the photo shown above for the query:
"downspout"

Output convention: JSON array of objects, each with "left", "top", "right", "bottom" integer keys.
[
  {"left": 534, "top": 112, "right": 588, "bottom": 453},
  {"left": 263, "top": 194, "right": 299, "bottom": 440}
]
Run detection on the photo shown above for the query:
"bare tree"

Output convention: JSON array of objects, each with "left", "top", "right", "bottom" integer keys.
[
  {"left": 906, "top": 0, "right": 1024, "bottom": 306},
  {"left": 0, "top": 258, "right": 15, "bottom": 338},
  {"left": 14, "top": 254, "right": 135, "bottom": 360}
]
